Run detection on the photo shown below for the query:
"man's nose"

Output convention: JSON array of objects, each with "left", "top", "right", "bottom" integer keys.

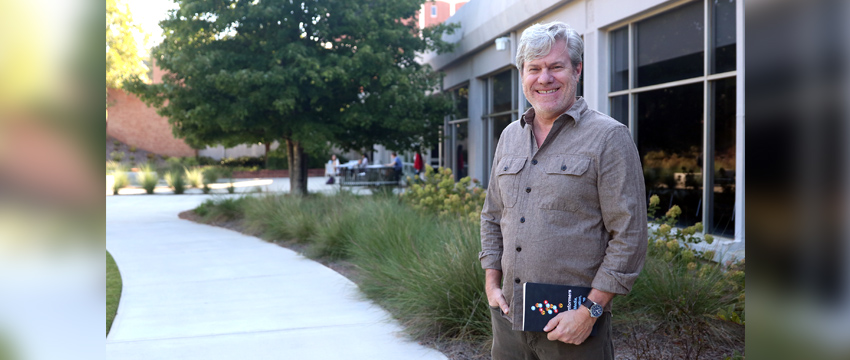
[{"left": 537, "top": 69, "right": 553, "bottom": 84}]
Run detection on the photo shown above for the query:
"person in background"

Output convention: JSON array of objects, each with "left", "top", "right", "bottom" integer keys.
[
  {"left": 385, "top": 152, "right": 403, "bottom": 181},
  {"left": 479, "top": 21, "right": 647, "bottom": 360},
  {"left": 358, "top": 153, "right": 369, "bottom": 169},
  {"left": 413, "top": 152, "right": 423, "bottom": 175},
  {"left": 330, "top": 154, "right": 340, "bottom": 176}
]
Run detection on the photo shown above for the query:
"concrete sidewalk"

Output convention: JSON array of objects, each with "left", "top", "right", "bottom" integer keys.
[{"left": 106, "top": 178, "right": 444, "bottom": 359}]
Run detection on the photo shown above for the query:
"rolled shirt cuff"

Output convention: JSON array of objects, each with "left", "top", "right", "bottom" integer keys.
[
  {"left": 478, "top": 252, "right": 502, "bottom": 271},
  {"left": 591, "top": 267, "right": 640, "bottom": 295}
]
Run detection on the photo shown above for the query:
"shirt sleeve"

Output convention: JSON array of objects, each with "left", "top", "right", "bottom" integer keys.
[
  {"left": 591, "top": 126, "right": 648, "bottom": 295},
  {"left": 479, "top": 141, "right": 505, "bottom": 270}
]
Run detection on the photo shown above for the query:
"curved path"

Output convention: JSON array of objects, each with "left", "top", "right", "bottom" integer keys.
[{"left": 106, "top": 179, "right": 445, "bottom": 359}]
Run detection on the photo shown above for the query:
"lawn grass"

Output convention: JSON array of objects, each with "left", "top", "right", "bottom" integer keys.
[{"left": 106, "top": 251, "right": 122, "bottom": 336}]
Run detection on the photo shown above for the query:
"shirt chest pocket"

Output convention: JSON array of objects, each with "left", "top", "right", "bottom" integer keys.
[
  {"left": 538, "top": 155, "right": 592, "bottom": 212},
  {"left": 496, "top": 156, "right": 527, "bottom": 208}
]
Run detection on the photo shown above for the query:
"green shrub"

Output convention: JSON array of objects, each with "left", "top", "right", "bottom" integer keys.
[
  {"left": 146, "top": 153, "right": 156, "bottom": 161},
  {"left": 220, "top": 156, "right": 266, "bottom": 169},
  {"left": 202, "top": 167, "right": 219, "bottom": 183},
  {"left": 201, "top": 167, "right": 218, "bottom": 194},
  {"left": 181, "top": 156, "right": 199, "bottom": 167},
  {"left": 165, "top": 157, "right": 182, "bottom": 172},
  {"left": 137, "top": 163, "right": 159, "bottom": 194},
  {"left": 195, "top": 197, "right": 250, "bottom": 222},
  {"left": 198, "top": 156, "right": 218, "bottom": 166},
  {"left": 111, "top": 165, "right": 129, "bottom": 195},
  {"left": 129, "top": 145, "right": 137, "bottom": 152},
  {"left": 110, "top": 151, "right": 124, "bottom": 162},
  {"left": 401, "top": 166, "right": 486, "bottom": 223},
  {"left": 164, "top": 170, "right": 186, "bottom": 194},
  {"left": 184, "top": 167, "right": 203, "bottom": 188}
]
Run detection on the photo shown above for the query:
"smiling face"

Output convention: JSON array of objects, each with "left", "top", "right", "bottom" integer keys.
[{"left": 521, "top": 39, "right": 582, "bottom": 123}]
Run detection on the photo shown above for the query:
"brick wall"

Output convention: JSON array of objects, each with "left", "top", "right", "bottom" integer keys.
[{"left": 106, "top": 87, "right": 195, "bottom": 158}]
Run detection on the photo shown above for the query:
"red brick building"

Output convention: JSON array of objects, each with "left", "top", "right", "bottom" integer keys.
[
  {"left": 106, "top": 61, "right": 196, "bottom": 158},
  {"left": 418, "top": 1, "right": 468, "bottom": 29}
]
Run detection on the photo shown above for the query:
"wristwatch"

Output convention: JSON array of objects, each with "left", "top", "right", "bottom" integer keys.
[{"left": 581, "top": 298, "right": 603, "bottom": 318}]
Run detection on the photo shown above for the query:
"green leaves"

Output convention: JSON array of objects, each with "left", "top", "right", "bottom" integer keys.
[{"left": 106, "top": 0, "right": 149, "bottom": 89}]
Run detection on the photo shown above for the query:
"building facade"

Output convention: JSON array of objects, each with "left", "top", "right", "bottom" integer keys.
[{"left": 423, "top": 0, "right": 744, "bottom": 245}]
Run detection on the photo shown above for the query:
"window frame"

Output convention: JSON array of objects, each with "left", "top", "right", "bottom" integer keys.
[{"left": 606, "top": 0, "right": 738, "bottom": 237}]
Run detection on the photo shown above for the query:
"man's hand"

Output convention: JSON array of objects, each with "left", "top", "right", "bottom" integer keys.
[
  {"left": 485, "top": 269, "right": 510, "bottom": 314},
  {"left": 543, "top": 309, "right": 595, "bottom": 344}
]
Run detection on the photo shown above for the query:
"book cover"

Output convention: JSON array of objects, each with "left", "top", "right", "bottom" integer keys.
[{"left": 521, "top": 282, "right": 599, "bottom": 336}]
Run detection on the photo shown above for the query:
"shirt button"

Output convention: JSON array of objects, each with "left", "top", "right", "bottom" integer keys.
[
  {"left": 525, "top": 187, "right": 531, "bottom": 193},
  {"left": 503, "top": 166, "right": 508, "bottom": 171},
  {"left": 561, "top": 165, "right": 567, "bottom": 171},
  {"left": 531, "top": 159, "right": 538, "bottom": 165},
  {"left": 516, "top": 246, "right": 522, "bottom": 252},
  {"left": 514, "top": 278, "right": 521, "bottom": 284},
  {"left": 520, "top": 217, "right": 525, "bottom": 223}
]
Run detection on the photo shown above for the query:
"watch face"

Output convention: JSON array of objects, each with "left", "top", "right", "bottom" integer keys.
[{"left": 590, "top": 303, "right": 603, "bottom": 318}]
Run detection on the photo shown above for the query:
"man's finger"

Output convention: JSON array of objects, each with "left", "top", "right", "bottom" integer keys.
[
  {"left": 498, "top": 296, "right": 510, "bottom": 314},
  {"left": 543, "top": 315, "right": 561, "bottom": 332}
]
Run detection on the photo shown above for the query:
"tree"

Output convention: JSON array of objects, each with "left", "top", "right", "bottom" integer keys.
[
  {"left": 124, "top": 0, "right": 455, "bottom": 195},
  {"left": 106, "top": 0, "right": 149, "bottom": 90}
]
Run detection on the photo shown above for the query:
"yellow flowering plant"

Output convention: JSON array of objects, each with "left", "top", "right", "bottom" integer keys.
[
  {"left": 647, "top": 194, "right": 746, "bottom": 325},
  {"left": 401, "top": 166, "right": 486, "bottom": 223}
]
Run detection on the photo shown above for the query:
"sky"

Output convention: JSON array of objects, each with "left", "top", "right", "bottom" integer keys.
[{"left": 125, "top": 0, "right": 179, "bottom": 48}]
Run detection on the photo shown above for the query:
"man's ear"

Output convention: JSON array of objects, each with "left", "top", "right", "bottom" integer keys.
[{"left": 575, "top": 62, "right": 583, "bottom": 79}]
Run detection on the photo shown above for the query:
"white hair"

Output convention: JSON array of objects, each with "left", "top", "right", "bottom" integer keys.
[{"left": 516, "top": 22, "right": 584, "bottom": 73}]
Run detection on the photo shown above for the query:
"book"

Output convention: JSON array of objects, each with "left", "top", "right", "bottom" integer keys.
[{"left": 521, "top": 282, "right": 599, "bottom": 336}]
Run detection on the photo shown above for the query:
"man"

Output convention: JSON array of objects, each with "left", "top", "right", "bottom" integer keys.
[
  {"left": 479, "top": 22, "right": 647, "bottom": 359},
  {"left": 385, "top": 152, "right": 403, "bottom": 181}
]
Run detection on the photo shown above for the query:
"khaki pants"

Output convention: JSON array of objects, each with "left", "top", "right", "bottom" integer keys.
[{"left": 490, "top": 307, "right": 614, "bottom": 360}]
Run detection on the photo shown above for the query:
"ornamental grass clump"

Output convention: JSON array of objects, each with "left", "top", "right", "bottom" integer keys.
[
  {"left": 137, "top": 163, "right": 159, "bottom": 194},
  {"left": 164, "top": 170, "right": 186, "bottom": 194},
  {"left": 195, "top": 196, "right": 250, "bottom": 222},
  {"left": 343, "top": 197, "right": 491, "bottom": 341},
  {"left": 184, "top": 167, "right": 203, "bottom": 189},
  {"left": 202, "top": 167, "right": 220, "bottom": 194},
  {"left": 401, "top": 166, "right": 486, "bottom": 222},
  {"left": 110, "top": 163, "right": 129, "bottom": 195}
]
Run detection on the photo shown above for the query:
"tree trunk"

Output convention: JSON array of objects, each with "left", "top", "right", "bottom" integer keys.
[{"left": 285, "top": 139, "right": 308, "bottom": 196}]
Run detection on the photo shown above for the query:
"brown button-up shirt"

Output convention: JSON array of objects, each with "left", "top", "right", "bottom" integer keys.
[{"left": 479, "top": 97, "right": 647, "bottom": 330}]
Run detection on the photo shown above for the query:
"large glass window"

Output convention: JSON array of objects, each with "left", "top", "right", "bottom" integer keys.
[
  {"left": 712, "top": 77, "right": 736, "bottom": 237},
  {"left": 636, "top": 1, "right": 704, "bottom": 87},
  {"left": 609, "top": 0, "right": 737, "bottom": 236},
  {"left": 483, "top": 68, "right": 518, "bottom": 184},
  {"left": 713, "top": 0, "right": 737, "bottom": 74},
  {"left": 638, "top": 83, "right": 704, "bottom": 227},
  {"left": 443, "top": 84, "right": 469, "bottom": 180},
  {"left": 610, "top": 27, "right": 629, "bottom": 92}
]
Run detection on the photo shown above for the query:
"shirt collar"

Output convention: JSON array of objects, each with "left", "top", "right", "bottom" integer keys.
[{"left": 520, "top": 96, "right": 588, "bottom": 128}]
